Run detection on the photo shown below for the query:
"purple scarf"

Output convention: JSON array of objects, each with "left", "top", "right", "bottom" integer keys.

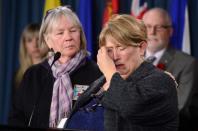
[{"left": 48, "top": 50, "right": 86, "bottom": 127}]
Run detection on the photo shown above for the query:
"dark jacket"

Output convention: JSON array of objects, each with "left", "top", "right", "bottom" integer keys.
[
  {"left": 159, "top": 47, "right": 197, "bottom": 111},
  {"left": 157, "top": 47, "right": 198, "bottom": 131},
  {"left": 8, "top": 58, "right": 102, "bottom": 128},
  {"left": 102, "top": 62, "right": 178, "bottom": 131}
]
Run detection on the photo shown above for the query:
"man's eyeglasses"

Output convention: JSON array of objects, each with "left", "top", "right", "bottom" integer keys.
[
  {"left": 44, "top": 5, "right": 72, "bottom": 21},
  {"left": 145, "top": 24, "right": 172, "bottom": 32}
]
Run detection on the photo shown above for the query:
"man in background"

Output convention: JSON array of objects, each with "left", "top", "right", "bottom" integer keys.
[{"left": 143, "top": 8, "right": 198, "bottom": 131}]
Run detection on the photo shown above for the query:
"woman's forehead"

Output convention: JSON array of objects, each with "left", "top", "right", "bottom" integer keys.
[
  {"left": 105, "top": 36, "right": 123, "bottom": 46},
  {"left": 50, "top": 15, "right": 78, "bottom": 30}
]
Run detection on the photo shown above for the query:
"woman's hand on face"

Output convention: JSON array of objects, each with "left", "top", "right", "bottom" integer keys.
[{"left": 97, "top": 46, "right": 117, "bottom": 82}]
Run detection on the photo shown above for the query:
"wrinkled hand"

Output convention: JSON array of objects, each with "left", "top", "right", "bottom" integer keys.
[{"left": 97, "top": 46, "right": 117, "bottom": 82}]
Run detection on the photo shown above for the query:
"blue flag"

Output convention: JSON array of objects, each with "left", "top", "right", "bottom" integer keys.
[
  {"left": 77, "top": 0, "right": 93, "bottom": 57},
  {"left": 168, "top": 0, "right": 190, "bottom": 54}
]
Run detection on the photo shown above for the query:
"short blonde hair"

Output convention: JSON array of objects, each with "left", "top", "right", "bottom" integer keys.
[
  {"left": 99, "top": 14, "right": 147, "bottom": 47},
  {"left": 39, "top": 6, "right": 87, "bottom": 54}
]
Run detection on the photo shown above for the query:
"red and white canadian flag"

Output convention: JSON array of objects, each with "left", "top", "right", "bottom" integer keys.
[{"left": 131, "top": 0, "right": 148, "bottom": 19}]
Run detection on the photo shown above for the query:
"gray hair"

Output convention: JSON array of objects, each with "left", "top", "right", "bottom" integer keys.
[
  {"left": 39, "top": 6, "right": 87, "bottom": 54},
  {"left": 143, "top": 8, "right": 172, "bottom": 26}
]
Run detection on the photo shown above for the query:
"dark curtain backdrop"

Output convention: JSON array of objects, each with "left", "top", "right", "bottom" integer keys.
[
  {"left": 0, "top": 0, "right": 2, "bottom": 124},
  {"left": 0, "top": 0, "right": 198, "bottom": 124},
  {"left": 0, "top": 0, "right": 44, "bottom": 124},
  {"left": 189, "top": 0, "right": 198, "bottom": 57}
]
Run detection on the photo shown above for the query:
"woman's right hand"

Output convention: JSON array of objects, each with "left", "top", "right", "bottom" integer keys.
[{"left": 97, "top": 46, "right": 117, "bottom": 83}]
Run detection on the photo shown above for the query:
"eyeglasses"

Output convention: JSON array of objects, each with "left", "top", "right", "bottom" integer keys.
[
  {"left": 145, "top": 24, "right": 172, "bottom": 32},
  {"left": 44, "top": 5, "right": 72, "bottom": 21},
  {"left": 106, "top": 42, "right": 143, "bottom": 54}
]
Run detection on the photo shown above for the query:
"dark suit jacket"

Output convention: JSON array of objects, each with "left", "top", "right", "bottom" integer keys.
[
  {"left": 102, "top": 61, "right": 178, "bottom": 131},
  {"left": 158, "top": 47, "right": 197, "bottom": 111},
  {"left": 8, "top": 58, "right": 102, "bottom": 128},
  {"left": 151, "top": 47, "right": 198, "bottom": 131}
]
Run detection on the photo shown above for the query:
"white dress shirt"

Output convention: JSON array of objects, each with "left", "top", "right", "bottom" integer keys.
[{"left": 145, "top": 48, "right": 166, "bottom": 66}]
